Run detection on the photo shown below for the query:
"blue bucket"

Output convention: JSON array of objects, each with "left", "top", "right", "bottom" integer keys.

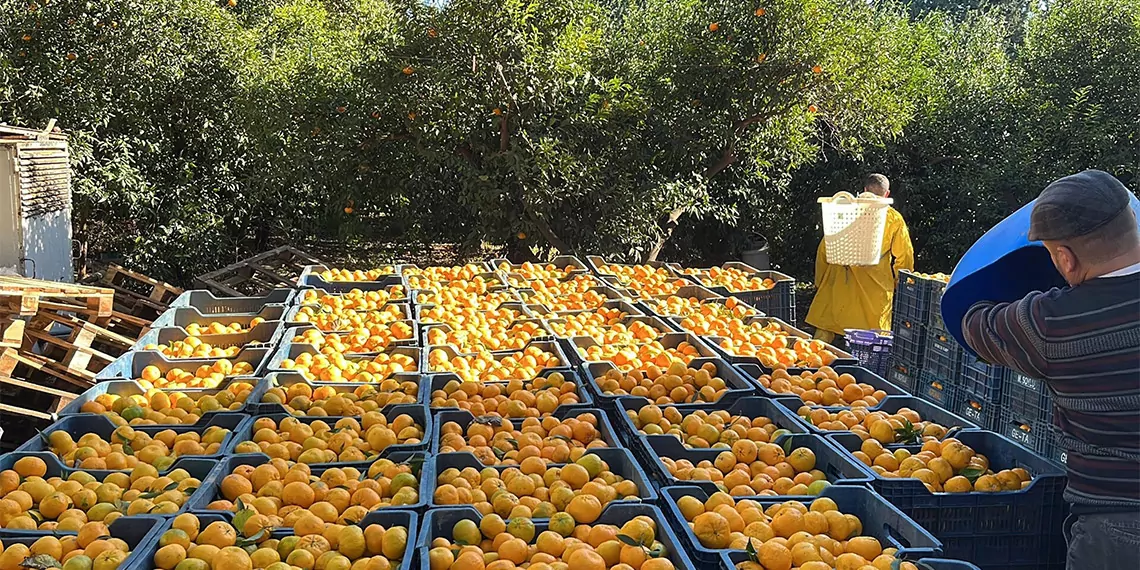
[{"left": 941, "top": 192, "right": 1140, "bottom": 357}]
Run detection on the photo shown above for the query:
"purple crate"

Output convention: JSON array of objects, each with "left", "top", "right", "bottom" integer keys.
[{"left": 845, "top": 329, "right": 893, "bottom": 377}]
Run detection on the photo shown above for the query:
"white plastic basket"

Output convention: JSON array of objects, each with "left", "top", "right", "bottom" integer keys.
[{"left": 817, "top": 191, "right": 893, "bottom": 266}]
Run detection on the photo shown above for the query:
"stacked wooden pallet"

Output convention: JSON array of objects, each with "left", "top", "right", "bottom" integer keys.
[
  {"left": 0, "top": 276, "right": 144, "bottom": 441},
  {"left": 97, "top": 263, "right": 183, "bottom": 323},
  {"left": 195, "top": 245, "right": 325, "bottom": 297}
]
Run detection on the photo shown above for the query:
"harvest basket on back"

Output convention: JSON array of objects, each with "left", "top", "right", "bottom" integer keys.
[{"left": 818, "top": 191, "right": 893, "bottom": 266}]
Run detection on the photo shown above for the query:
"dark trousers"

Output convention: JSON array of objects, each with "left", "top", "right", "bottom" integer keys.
[{"left": 1065, "top": 512, "right": 1140, "bottom": 569}]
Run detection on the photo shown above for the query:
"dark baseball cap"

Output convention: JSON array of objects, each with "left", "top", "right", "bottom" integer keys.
[{"left": 1028, "top": 170, "right": 1132, "bottom": 241}]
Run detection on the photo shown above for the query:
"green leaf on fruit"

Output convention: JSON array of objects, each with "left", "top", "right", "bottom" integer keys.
[
  {"left": 233, "top": 508, "right": 257, "bottom": 535},
  {"left": 616, "top": 534, "right": 642, "bottom": 547},
  {"left": 745, "top": 538, "right": 759, "bottom": 563},
  {"left": 20, "top": 555, "right": 62, "bottom": 569}
]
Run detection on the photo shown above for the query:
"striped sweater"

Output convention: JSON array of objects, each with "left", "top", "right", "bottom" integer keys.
[{"left": 962, "top": 271, "right": 1140, "bottom": 513}]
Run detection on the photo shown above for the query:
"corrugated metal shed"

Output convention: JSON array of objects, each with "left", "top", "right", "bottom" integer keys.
[{"left": 0, "top": 123, "right": 73, "bottom": 283}]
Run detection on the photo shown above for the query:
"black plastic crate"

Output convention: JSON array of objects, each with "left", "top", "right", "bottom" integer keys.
[
  {"left": 894, "top": 270, "right": 936, "bottom": 323},
  {"left": 924, "top": 329, "right": 962, "bottom": 381},
  {"left": 997, "top": 410, "right": 1056, "bottom": 460},
  {"left": 917, "top": 370, "right": 956, "bottom": 408},
  {"left": 829, "top": 430, "right": 1069, "bottom": 570},
  {"left": 929, "top": 279, "right": 949, "bottom": 333},
  {"left": 953, "top": 390, "right": 1000, "bottom": 431},
  {"left": 891, "top": 316, "right": 926, "bottom": 369},
  {"left": 1047, "top": 424, "right": 1068, "bottom": 468},
  {"left": 887, "top": 362, "right": 919, "bottom": 393},
  {"left": 735, "top": 276, "right": 796, "bottom": 324},
  {"left": 1003, "top": 369, "right": 1053, "bottom": 424},
  {"left": 960, "top": 352, "right": 1005, "bottom": 402}
]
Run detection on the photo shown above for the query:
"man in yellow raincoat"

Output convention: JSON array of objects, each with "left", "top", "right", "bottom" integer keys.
[{"left": 806, "top": 174, "right": 914, "bottom": 346}]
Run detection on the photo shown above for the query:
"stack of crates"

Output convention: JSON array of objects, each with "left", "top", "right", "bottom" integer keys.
[
  {"left": 888, "top": 270, "right": 938, "bottom": 392},
  {"left": 1000, "top": 368, "right": 1063, "bottom": 465}
]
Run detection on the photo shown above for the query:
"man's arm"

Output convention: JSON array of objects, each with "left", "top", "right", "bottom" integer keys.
[{"left": 961, "top": 292, "right": 1052, "bottom": 378}]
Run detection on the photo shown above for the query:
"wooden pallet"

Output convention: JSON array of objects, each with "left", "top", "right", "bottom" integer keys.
[
  {"left": 97, "top": 264, "right": 183, "bottom": 321},
  {"left": 195, "top": 246, "right": 325, "bottom": 297},
  {"left": 0, "top": 276, "right": 115, "bottom": 317}
]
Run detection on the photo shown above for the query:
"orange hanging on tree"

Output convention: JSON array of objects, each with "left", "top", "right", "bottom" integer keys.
[
  {"left": 755, "top": 7, "right": 767, "bottom": 16},
  {"left": 708, "top": 22, "right": 720, "bottom": 32}
]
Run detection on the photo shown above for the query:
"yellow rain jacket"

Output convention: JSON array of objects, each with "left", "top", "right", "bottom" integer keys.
[{"left": 806, "top": 207, "right": 914, "bottom": 336}]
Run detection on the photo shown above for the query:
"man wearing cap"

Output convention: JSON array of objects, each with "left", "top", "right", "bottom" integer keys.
[{"left": 961, "top": 170, "right": 1140, "bottom": 569}]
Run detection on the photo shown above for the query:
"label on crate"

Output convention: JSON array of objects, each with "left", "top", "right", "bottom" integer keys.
[
  {"left": 960, "top": 404, "right": 983, "bottom": 423},
  {"left": 896, "top": 325, "right": 916, "bottom": 341},
  {"left": 1013, "top": 372, "right": 1042, "bottom": 391},
  {"left": 888, "top": 370, "right": 912, "bottom": 388},
  {"left": 925, "top": 386, "right": 946, "bottom": 404},
  {"left": 1005, "top": 425, "right": 1032, "bottom": 446},
  {"left": 931, "top": 341, "right": 950, "bottom": 355},
  {"left": 1056, "top": 449, "right": 1068, "bottom": 465}
]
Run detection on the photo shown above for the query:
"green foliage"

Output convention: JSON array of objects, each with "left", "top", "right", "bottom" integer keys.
[{"left": 0, "top": 0, "right": 1136, "bottom": 283}]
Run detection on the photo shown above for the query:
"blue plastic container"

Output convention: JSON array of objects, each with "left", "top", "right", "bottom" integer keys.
[
  {"left": 96, "top": 350, "right": 269, "bottom": 381},
  {"left": 736, "top": 363, "right": 907, "bottom": 400},
  {"left": 551, "top": 298, "right": 646, "bottom": 319},
  {"left": 419, "top": 504, "right": 697, "bottom": 570},
  {"left": 429, "top": 447, "right": 657, "bottom": 513},
  {"left": 721, "top": 552, "right": 979, "bottom": 570},
  {"left": 297, "top": 266, "right": 406, "bottom": 291},
  {"left": 571, "top": 331, "right": 717, "bottom": 369},
  {"left": 923, "top": 329, "right": 962, "bottom": 382},
  {"left": 150, "top": 305, "right": 287, "bottom": 329},
  {"left": 952, "top": 390, "right": 1000, "bottom": 431},
  {"left": 188, "top": 451, "right": 428, "bottom": 512},
  {"left": 264, "top": 342, "right": 421, "bottom": 376},
  {"left": 421, "top": 318, "right": 550, "bottom": 350},
  {"left": 959, "top": 352, "right": 1005, "bottom": 403},
  {"left": 582, "top": 357, "right": 757, "bottom": 410},
  {"left": 890, "top": 314, "right": 927, "bottom": 370},
  {"left": 0, "top": 516, "right": 165, "bottom": 567},
  {"left": 1002, "top": 369, "right": 1053, "bottom": 425},
  {"left": 284, "top": 301, "right": 413, "bottom": 328},
  {"left": 57, "top": 379, "right": 262, "bottom": 427},
  {"left": 613, "top": 395, "right": 808, "bottom": 464},
  {"left": 431, "top": 407, "right": 620, "bottom": 455},
  {"left": 15, "top": 413, "right": 249, "bottom": 468},
  {"left": 545, "top": 314, "right": 675, "bottom": 344},
  {"left": 246, "top": 371, "right": 426, "bottom": 415},
  {"left": 896, "top": 270, "right": 938, "bottom": 324},
  {"left": 917, "top": 371, "right": 956, "bottom": 408},
  {"left": 940, "top": 192, "right": 1140, "bottom": 356},
  {"left": 663, "top": 484, "right": 942, "bottom": 565},
  {"left": 124, "top": 509, "right": 417, "bottom": 570},
  {"left": 0, "top": 452, "right": 216, "bottom": 517},
  {"left": 167, "top": 288, "right": 295, "bottom": 314},
  {"left": 295, "top": 276, "right": 409, "bottom": 297},
  {"left": 134, "top": 320, "right": 284, "bottom": 353},
  {"left": 774, "top": 395, "right": 979, "bottom": 437},
  {"left": 424, "top": 339, "right": 569, "bottom": 377},
  {"left": 490, "top": 255, "right": 590, "bottom": 275},
  {"left": 426, "top": 367, "right": 592, "bottom": 415},
  {"left": 704, "top": 316, "right": 858, "bottom": 369},
  {"left": 888, "top": 362, "right": 920, "bottom": 393},
  {"left": 995, "top": 410, "right": 1056, "bottom": 460},
  {"left": 641, "top": 432, "right": 872, "bottom": 493},
  {"left": 828, "top": 430, "right": 1068, "bottom": 568},
  {"left": 224, "top": 405, "right": 430, "bottom": 459},
  {"left": 680, "top": 263, "right": 797, "bottom": 323}
]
